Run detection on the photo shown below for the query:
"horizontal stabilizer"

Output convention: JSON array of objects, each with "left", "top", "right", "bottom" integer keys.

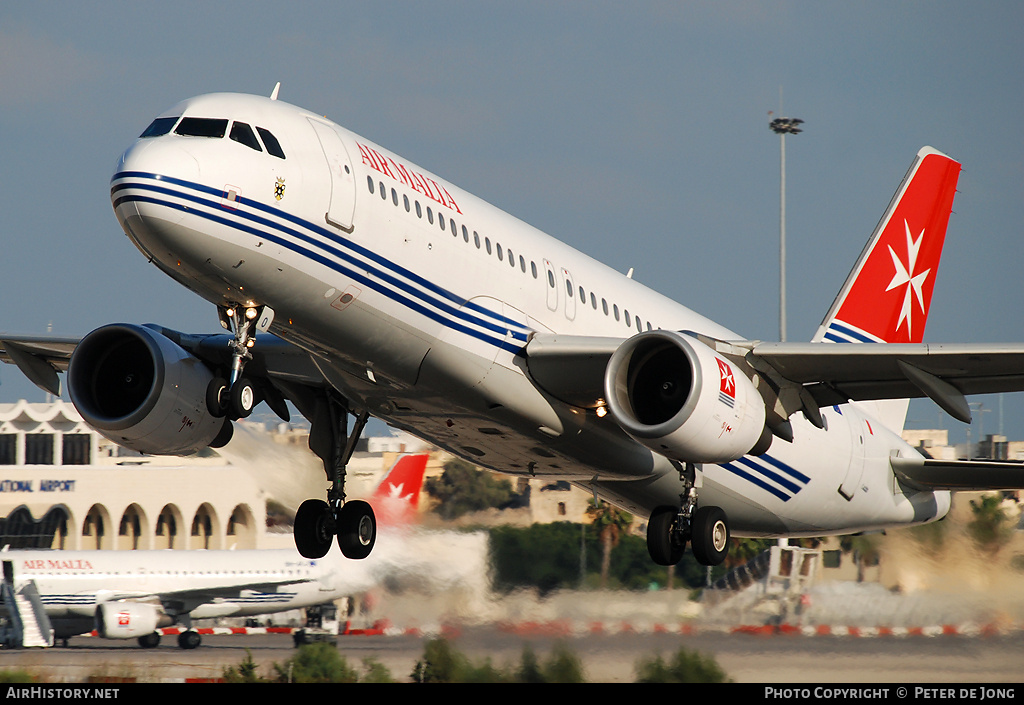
[{"left": 891, "top": 456, "right": 1024, "bottom": 491}]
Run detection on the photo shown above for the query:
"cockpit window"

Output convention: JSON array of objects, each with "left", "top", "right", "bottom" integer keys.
[
  {"left": 175, "top": 117, "right": 229, "bottom": 138},
  {"left": 140, "top": 116, "right": 179, "bottom": 138},
  {"left": 256, "top": 127, "right": 286, "bottom": 159},
  {"left": 229, "top": 121, "right": 263, "bottom": 152}
]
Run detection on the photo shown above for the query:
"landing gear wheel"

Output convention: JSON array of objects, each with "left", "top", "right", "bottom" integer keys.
[
  {"left": 647, "top": 505, "right": 687, "bottom": 565},
  {"left": 206, "top": 377, "right": 229, "bottom": 418},
  {"left": 230, "top": 378, "right": 256, "bottom": 419},
  {"left": 137, "top": 632, "right": 161, "bottom": 649},
  {"left": 337, "top": 500, "right": 376, "bottom": 559},
  {"left": 177, "top": 630, "right": 201, "bottom": 650},
  {"left": 294, "top": 499, "right": 335, "bottom": 558},
  {"left": 690, "top": 506, "right": 730, "bottom": 566}
]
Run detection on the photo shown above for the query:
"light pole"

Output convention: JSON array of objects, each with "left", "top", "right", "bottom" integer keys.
[{"left": 769, "top": 115, "right": 803, "bottom": 342}]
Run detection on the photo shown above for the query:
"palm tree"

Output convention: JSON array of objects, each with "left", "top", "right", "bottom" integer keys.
[{"left": 585, "top": 500, "right": 632, "bottom": 588}]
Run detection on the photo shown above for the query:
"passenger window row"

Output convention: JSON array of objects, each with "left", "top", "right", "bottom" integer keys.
[{"left": 366, "top": 175, "right": 654, "bottom": 333}]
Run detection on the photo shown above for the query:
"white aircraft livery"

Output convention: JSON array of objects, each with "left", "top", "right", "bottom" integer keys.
[
  {"left": 3, "top": 86, "right": 1024, "bottom": 568},
  {"left": 0, "top": 454, "right": 428, "bottom": 648}
]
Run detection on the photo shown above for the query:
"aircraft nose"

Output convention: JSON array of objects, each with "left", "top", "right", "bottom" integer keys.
[
  {"left": 114, "top": 138, "right": 200, "bottom": 184},
  {"left": 111, "top": 139, "right": 202, "bottom": 255},
  {"left": 111, "top": 139, "right": 200, "bottom": 225}
]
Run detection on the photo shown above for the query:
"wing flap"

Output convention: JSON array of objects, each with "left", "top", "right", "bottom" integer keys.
[{"left": 892, "top": 456, "right": 1024, "bottom": 491}]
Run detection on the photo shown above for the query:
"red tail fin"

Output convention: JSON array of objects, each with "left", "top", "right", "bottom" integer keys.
[
  {"left": 371, "top": 454, "right": 428, "bottom": 525},
  {"left": 814, "top": 147, "right": 961, "bottom": 344}
]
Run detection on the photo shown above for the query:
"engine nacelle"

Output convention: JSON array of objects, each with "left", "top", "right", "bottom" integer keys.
[
  {"left": 94, "top": 601, "right": 170, "bottom": 639},
  {"left": 67, "top": 323, "right": 230, "bottom": 455},
  {"left": 604, "top": 330, "right": 768, "bottom": 464}
]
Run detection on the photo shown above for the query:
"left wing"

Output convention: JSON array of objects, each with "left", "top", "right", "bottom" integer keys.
[
  {"left": 524, "top": 333, "right": 1024, "bottom": 425},
  {"left": 891, "top": 456, "right": 1024, "bottom": 491},
  {"left": 747, "top": 340, "right": 1024, "bottom": 424}
]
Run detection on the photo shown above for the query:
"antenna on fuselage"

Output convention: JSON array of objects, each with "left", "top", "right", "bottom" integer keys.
[{"left": 270, "top": 82, "right": 281, "bottom": 101}]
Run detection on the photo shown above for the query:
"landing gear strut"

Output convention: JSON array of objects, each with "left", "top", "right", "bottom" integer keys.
[
  {"left": 646, "top": 462, "right": 730, "bottom": 567},
  {"left": 293, "top": 392, "right": 376, "bottom": 560},
  {"left": 207, "top": 303, "right": 267, "bottom": 420}
]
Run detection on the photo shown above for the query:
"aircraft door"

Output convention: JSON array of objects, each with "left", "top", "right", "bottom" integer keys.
[
  {"left": 543, "top": 260, "right": 558, "bottom": 312},
  {"left": 561, "top": 268, "right": 576, "bottom": 321},
  {"left": 308, "top": 119, "right": 356, "bottom": 232},
  {"left": 838, "top": 412, "right": 868, "bottom": 501}
]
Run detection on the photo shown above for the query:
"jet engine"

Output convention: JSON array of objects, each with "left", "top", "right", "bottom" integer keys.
[
  {"left": 94, "top": 602, "right": 172, "bottom": 639},
  {"left": 604, "top": 330, "right": 770, "bottom": 464},
  {"left": 67, "top": 323, "right": 231, "bottom": 455}
]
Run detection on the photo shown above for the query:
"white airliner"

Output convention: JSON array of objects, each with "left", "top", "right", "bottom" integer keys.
[
  {"left": 1, "top": 454, "right": 428, "bottom": 649},
  {"left": 3, "top": 86, "right": 1024, "bottom": 569}
]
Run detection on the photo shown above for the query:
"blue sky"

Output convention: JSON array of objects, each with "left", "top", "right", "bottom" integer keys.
[{"left": 1, "top": 1, "right": 1021, "bottom": 446}]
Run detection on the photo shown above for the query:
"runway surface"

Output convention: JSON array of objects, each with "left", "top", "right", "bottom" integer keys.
[{"left": 3, "top": 629, "right": 1024, "bottom": 683}]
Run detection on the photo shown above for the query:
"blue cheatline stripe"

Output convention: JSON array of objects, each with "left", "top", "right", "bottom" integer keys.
[
  {"left": 825, "top": 320, "right": 882, "bottom": 344},
  {"left": 717, "top": 453, "right": 810, "bottom": 502},
  {"left": 757, "top": 453, "right": 811, "bottom": 484},
  {"left": 110, "top": 174, "right": 530, "bottom": 343},
  {"left": 111, "top": 172, "right": 531, "bottom": 350},
  {"left": 735, "top": 457, "right": 803, "bottom": 494},
  {"left": 719, "top": 461, "right": 792, "bottom": 501},
  {"left": 119, "top": 191, "right": 525, "bottom": 355}
]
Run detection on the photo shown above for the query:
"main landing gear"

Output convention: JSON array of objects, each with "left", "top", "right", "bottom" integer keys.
[
  {"left": 293, "top": 393, "right": 377, "bottom": 560},
  {"left": 646, "top": 463, "right": 730, "bottom": 567}
]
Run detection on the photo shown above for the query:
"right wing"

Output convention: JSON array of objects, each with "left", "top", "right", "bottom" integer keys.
[
  {"left": 0, "top": 336, "right": 79, "bottom": 397},
  {"left": 0, "top": 327, "right": 329, "bottom": 419}
]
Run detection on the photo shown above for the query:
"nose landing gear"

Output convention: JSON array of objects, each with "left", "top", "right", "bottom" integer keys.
[{"left": 206, "top": 304, "right": 268, "bottom": 420}]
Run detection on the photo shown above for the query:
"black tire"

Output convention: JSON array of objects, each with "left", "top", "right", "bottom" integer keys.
[
  {"left": 177, "top": 630, "right": 201, "bottom": 650},
  {"left": 647, "top": 505, "right": 686, "bottom": 565},
  {"left": 294, "top": 499, "right": 335, "bottom": 559},
  {"left": 230, "top": 378, "right": 256, "bottom": 419},
  {"left": 337, "top": 500, "right": 376, "bottom": 559},
  {"left": 137, "top": 632, "right": 160, "bottom": 649},
  {"left": 206, "top": 377, "right": 229, "bottom": 418},
  {"left": 690, "top": 505, "right": 730, "bottom": 566}
]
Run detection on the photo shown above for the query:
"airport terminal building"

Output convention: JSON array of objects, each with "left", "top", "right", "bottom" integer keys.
[
  {"left": 0, "top": 400, "right": 283, "bottom": 551},
  {"left": 0, "top": 400, "right": 424, "bottom": 552}
]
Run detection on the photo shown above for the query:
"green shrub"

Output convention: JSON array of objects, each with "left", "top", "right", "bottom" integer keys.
[{"left": 635, "top": 647, "right": 730, "bottom": 683}]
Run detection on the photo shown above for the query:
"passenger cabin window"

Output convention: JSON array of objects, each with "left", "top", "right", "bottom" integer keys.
[
  {"left": 229, "top": 122, "right": 263, "bottom": 152},
  {"left": 175, "top": 117, "right": 229, "bottom": 138},
  {"left": 140, "top": 116, "right": 179, "bottom": 138},
  {"left": 256, "top": 127, "right": 286, "bottom": 159}
]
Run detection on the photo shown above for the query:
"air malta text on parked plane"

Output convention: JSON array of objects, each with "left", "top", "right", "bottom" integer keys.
[
  {"left": 4, "top": 85, "right": 1024, "bottom": 567},
  {"left": 1, "top": 454, "right": 428, "bottom": 649}
]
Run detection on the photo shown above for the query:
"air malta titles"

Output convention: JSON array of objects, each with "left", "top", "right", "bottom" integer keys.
[
  {"left": 357, "top": 142, "right": 462, "bottom": 214},
  {"left": 22, "top": 558, "right": 94, "bottom": 571}
]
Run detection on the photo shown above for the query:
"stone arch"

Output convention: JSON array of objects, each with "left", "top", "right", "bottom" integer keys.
[
  {"left": 82, "top": 504, "right": 112, "bottom": 550},
  {"left": 116, "top": 503, "right": 149, "bottom": 550},
  {"left": 0, "top": 504, "right": 71, "bottom": 549},
  {"left": 226, "top": 503, "right": 258, "bottom": 549},
  {"left": 154, "top": 504, "right": 184, "bottom": 550},
  {"left": 190, "top": 503, "right": 220, "bottom": 550}
]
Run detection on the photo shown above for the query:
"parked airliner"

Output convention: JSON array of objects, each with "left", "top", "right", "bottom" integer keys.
[
  {"left": 3, "top": 85, "right": 1024, "bottom": 568},
  {"left": 0, "top": 454, "right": 427, "bottom": 648}
]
